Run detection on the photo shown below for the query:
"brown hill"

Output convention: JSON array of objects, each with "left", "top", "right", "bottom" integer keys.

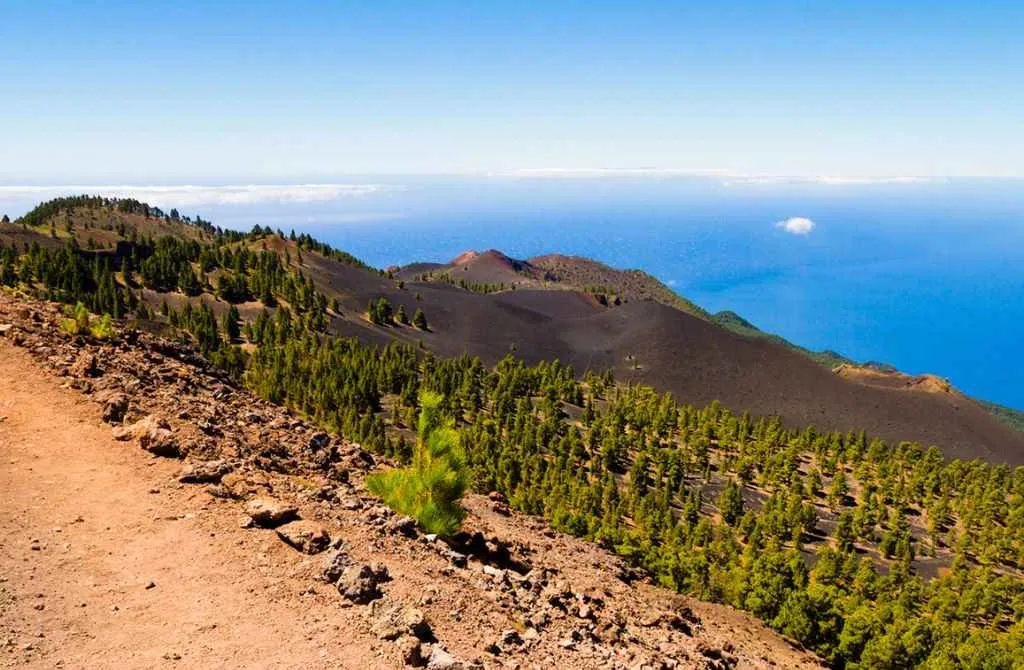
[
  {"left": 529, "top": 253, "right": 711, "bottom": 317},
  {"left": 398, "top": 249, "right": 548, "bottom": 289},
  {"left": 304, "top": 254, "right": 1024, "bottom": 463},
  {"left": 396, "top": 250, "right": 710, "bottom": 317},
  {"left": 4, "top": 203, "right": 1022, "bottom": 464},
  {"left": 0, "top": 293, "right": 824, "bottom": 669},
  {"left": 14, "top": 205, "right": 211, "bottom": 248}
]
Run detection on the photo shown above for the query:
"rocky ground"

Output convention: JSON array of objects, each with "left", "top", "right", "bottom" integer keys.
[{"left": 0, "top": 291, "right": 825, "bottom": 669}]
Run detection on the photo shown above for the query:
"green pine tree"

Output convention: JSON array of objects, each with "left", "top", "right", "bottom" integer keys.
[{"left": 366, "top": 391, "right": 468, "bottom": 537}]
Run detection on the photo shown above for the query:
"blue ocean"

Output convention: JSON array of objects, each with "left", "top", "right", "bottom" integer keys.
[{"left": 5, "top": 177, "right": 1023, "bottom": 409}]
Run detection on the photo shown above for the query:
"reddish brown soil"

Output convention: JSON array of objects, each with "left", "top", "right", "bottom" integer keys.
[
  {"left": 0, "top": 346, "right": 381, "bottom": 669},
  {"left": 0, "top": 294, "right": 825, "bottom": 669},
  {"left": 442, "top": 250, "right": 547, "bottom": 287}
]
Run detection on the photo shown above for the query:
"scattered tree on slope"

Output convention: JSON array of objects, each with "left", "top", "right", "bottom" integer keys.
[
  {"left": 367, "top": 391, "right": 468, "bottom": 537},
  {"left": 4, "top": 198, "right": 1024, "bottom": 668}
]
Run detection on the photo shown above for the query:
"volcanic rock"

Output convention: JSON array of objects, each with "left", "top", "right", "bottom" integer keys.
[
  {"left": 275, "top": 520, "right": 330, "bottom": 554},
  {"left": 337, "top": 563, "right": 383, "bottom": 604},
  {"left": 244, "top": 497, "right": 298, "bottom": 528},
  {"left": 178, "top": 459, "right": 234, "bottom": 484}
]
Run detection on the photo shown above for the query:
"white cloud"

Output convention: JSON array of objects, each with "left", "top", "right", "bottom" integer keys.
[
  {"left": 501, "top": 167, "right": 738, "bottom": 179},
  {"left": 495, "top": 168, "right": 941, "bottom": 186},
  {"left": 729, "top": 175, "right": 936, "bottom": 186},
  {"left": 775, "top": 216, "right": 816, "bottom": 235},
  {"left": 215, "top": 211, "right": 406, "bottom": 227},
  {"left": 0, "top": 184, "right": 404, "bottom": 208}
]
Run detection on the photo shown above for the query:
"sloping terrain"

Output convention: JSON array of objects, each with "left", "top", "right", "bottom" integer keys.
[
  {"left": 834, "top": 364, "right": 956, "bottom": 393},
  {"left": 0, "top": 222, "right": 65, "bottom": 251},
  {"left": 4, "top": 200, "right": 1024, "bottom": 667},
  {"left": 2, "top": 202, "right": 1022, "bottom": 464},
  {"left": 550, "top": 301, "right": 1024, "bottom": 464},
  {"left": 396, "top": 250, "right": 543, "bottom": 289},
  {"left": 7, "top": 208, "right": 211, "bottom": 251},
  {"left": 0, "top": 293, "right": 823, "bottom": 669},
  {"left": 0, "top": 345, "right": 382, "bottom": 669},
  {"left": 312, "top": 257, "right": 1024, "bottom": 463},
  {"left": 530, "top": 253, "right": 711, "bottom": 318}
]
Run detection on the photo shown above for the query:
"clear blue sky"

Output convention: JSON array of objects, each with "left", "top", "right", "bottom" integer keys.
[{"left": 2, "top": 1, "right": 1022, "bottom": 182}]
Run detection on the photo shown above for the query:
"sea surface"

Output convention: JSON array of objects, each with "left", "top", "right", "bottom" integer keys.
[{"left": 4, "top": 177, "right": 1023, "bottom": 410}]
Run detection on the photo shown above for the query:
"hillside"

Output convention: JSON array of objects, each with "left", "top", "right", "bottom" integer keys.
[
  {"left": 530, "top": 253, "right": 712, "bottom": 318},
  {"left": 399, "top": 250, "right": 847, "bottom": 365},
  {"left": 0, "top": 294, "right": 822, "bottom": 669},
  {"left": 10, "top": 194, "right": 214, "bottom": 246},
  {"left": 2, "top": 199, "right": 1022, "bottom": 464},
  {"left": 709, "top": 311, "right": 851, "bottom": 369},
  {"left": 364, "top": 258, "right": 1023, "bottom": 463},
  {"left": 403, "top": 249, "right": 1017, "bottom": 419},
  {"left": 5, "top": 197, "right": 1024, "bottom": 667},
  {"left": 396, "top": 250, "right": 712, "bottom": 316}
]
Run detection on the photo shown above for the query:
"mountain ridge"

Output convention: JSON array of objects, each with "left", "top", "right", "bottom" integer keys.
[
  {"left": 2, "top": 198, "right": 1022, "bottom": 462},
  {"left": 403, "top": 246, "right": 1019, "bottom": 425},
  {"left": 5, "top": 196, "right": 1024, "bottom": 667}
]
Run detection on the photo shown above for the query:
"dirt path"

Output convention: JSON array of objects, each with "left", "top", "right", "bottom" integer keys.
[
  {"left": 0, "top": 343, "right": 381, "bottom": 669},
  {"left": 0, "top": 298, "right": 826, "bottom": 670}
]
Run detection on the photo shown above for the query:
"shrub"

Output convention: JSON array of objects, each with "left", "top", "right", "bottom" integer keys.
[
  {"left": 90, "top": 313, "right": 115, "bottom": 340},
  {"left": 367, "top": 391, "right": 467, "bottom": 537},
  {"left": 59, "top": 302, "right": 116, "bottom": 339},
  {"left": 60, "top": 302, "right": 91, "bottom": 336},
  {"left": 413, "top": 308, "right": 428, "bottom": 330},
  {"left": 368, "top": 297, "right": 394, "bottom": 325}
]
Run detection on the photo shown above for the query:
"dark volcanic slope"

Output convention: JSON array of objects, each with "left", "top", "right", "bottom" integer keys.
[
  {"left": 307, "top": 247, "right": 1024, "bottom": 462},
  {"left": 529, "top": 253, "right": 710, "bottom": 318},
  {"left": 553, "top": 301, "right": 1024, "bottom": 464},
  {"left": 0, "top": 222, "right": 64, "bottom": 250},
  {"left": 6, "top": 214, "right": 1021, "bottom": 464},
  {"left": 260, "top": 246, "right": 1024, "bottom": 464}
]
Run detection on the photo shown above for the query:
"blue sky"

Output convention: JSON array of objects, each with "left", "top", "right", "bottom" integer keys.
[{"left": 2, "top": 1, "right": 1023, "bottom": 182}]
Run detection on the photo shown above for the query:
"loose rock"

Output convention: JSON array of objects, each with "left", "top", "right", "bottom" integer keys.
[
  {"left": 244, "top": 497, "right": 299, "bottom": 528},
  {"left": 275, "top": 520, "right": 330, "bottom": 554},
  {"left": 372, "top": 604, "right": 432, "bottom": 641},
  {"left": 178, "top": 459, "right": 234, "bottom": 484},
  {"left": 397, "top": 635, "right": 425, "bottom": 667},
  {"left": 99, "top": 392, "right": 129, "bottom": 424},
  {"left": 439, "top": 547, "right": 467, "bottom": 569},
  {"left": 426, "top": 645, "right": 463, "bottom": 670},
  {"left": 322, "top": 548, "right": 352, "bottom": 583},
  {"left": 386, "top": 515, "right": 418, "bottom": 537},
  {"left": 308, "top": 432, "right": 330, "bottom": 451},
  {"left": 337, "top": 563, "right": 383, "bottom": 604},
  {"left": 69, "top": 352, "right": 98, "bottom": 378},
  {"left": 112, "top": 415, "right": 179, "bottom": 457}
]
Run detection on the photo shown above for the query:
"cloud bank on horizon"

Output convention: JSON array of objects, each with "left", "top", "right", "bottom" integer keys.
[
  {"left": 776, "top": 217, "right": 816, "bottom": 235},
  {"left": 0, "top": 184, "right": 404, "bottom": 210},
  {"left": 504, "top": 168, "right": 942, "bottom": 186}
]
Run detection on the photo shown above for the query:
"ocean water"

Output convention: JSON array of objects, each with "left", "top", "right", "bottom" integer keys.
[
  {"left": 312, "top": 179, "right": 1024, "bottom": 412},
  {"left": 4, "top": 177, "right": 1023, "bottom": 409}
]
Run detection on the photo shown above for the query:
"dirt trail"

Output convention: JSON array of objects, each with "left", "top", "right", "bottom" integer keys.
[
  {"left": 0, "top": 343, "right": 380, "bottom": 669},
  {"left": 0, "top": 294, "right": 825, "bottom": 670}
]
